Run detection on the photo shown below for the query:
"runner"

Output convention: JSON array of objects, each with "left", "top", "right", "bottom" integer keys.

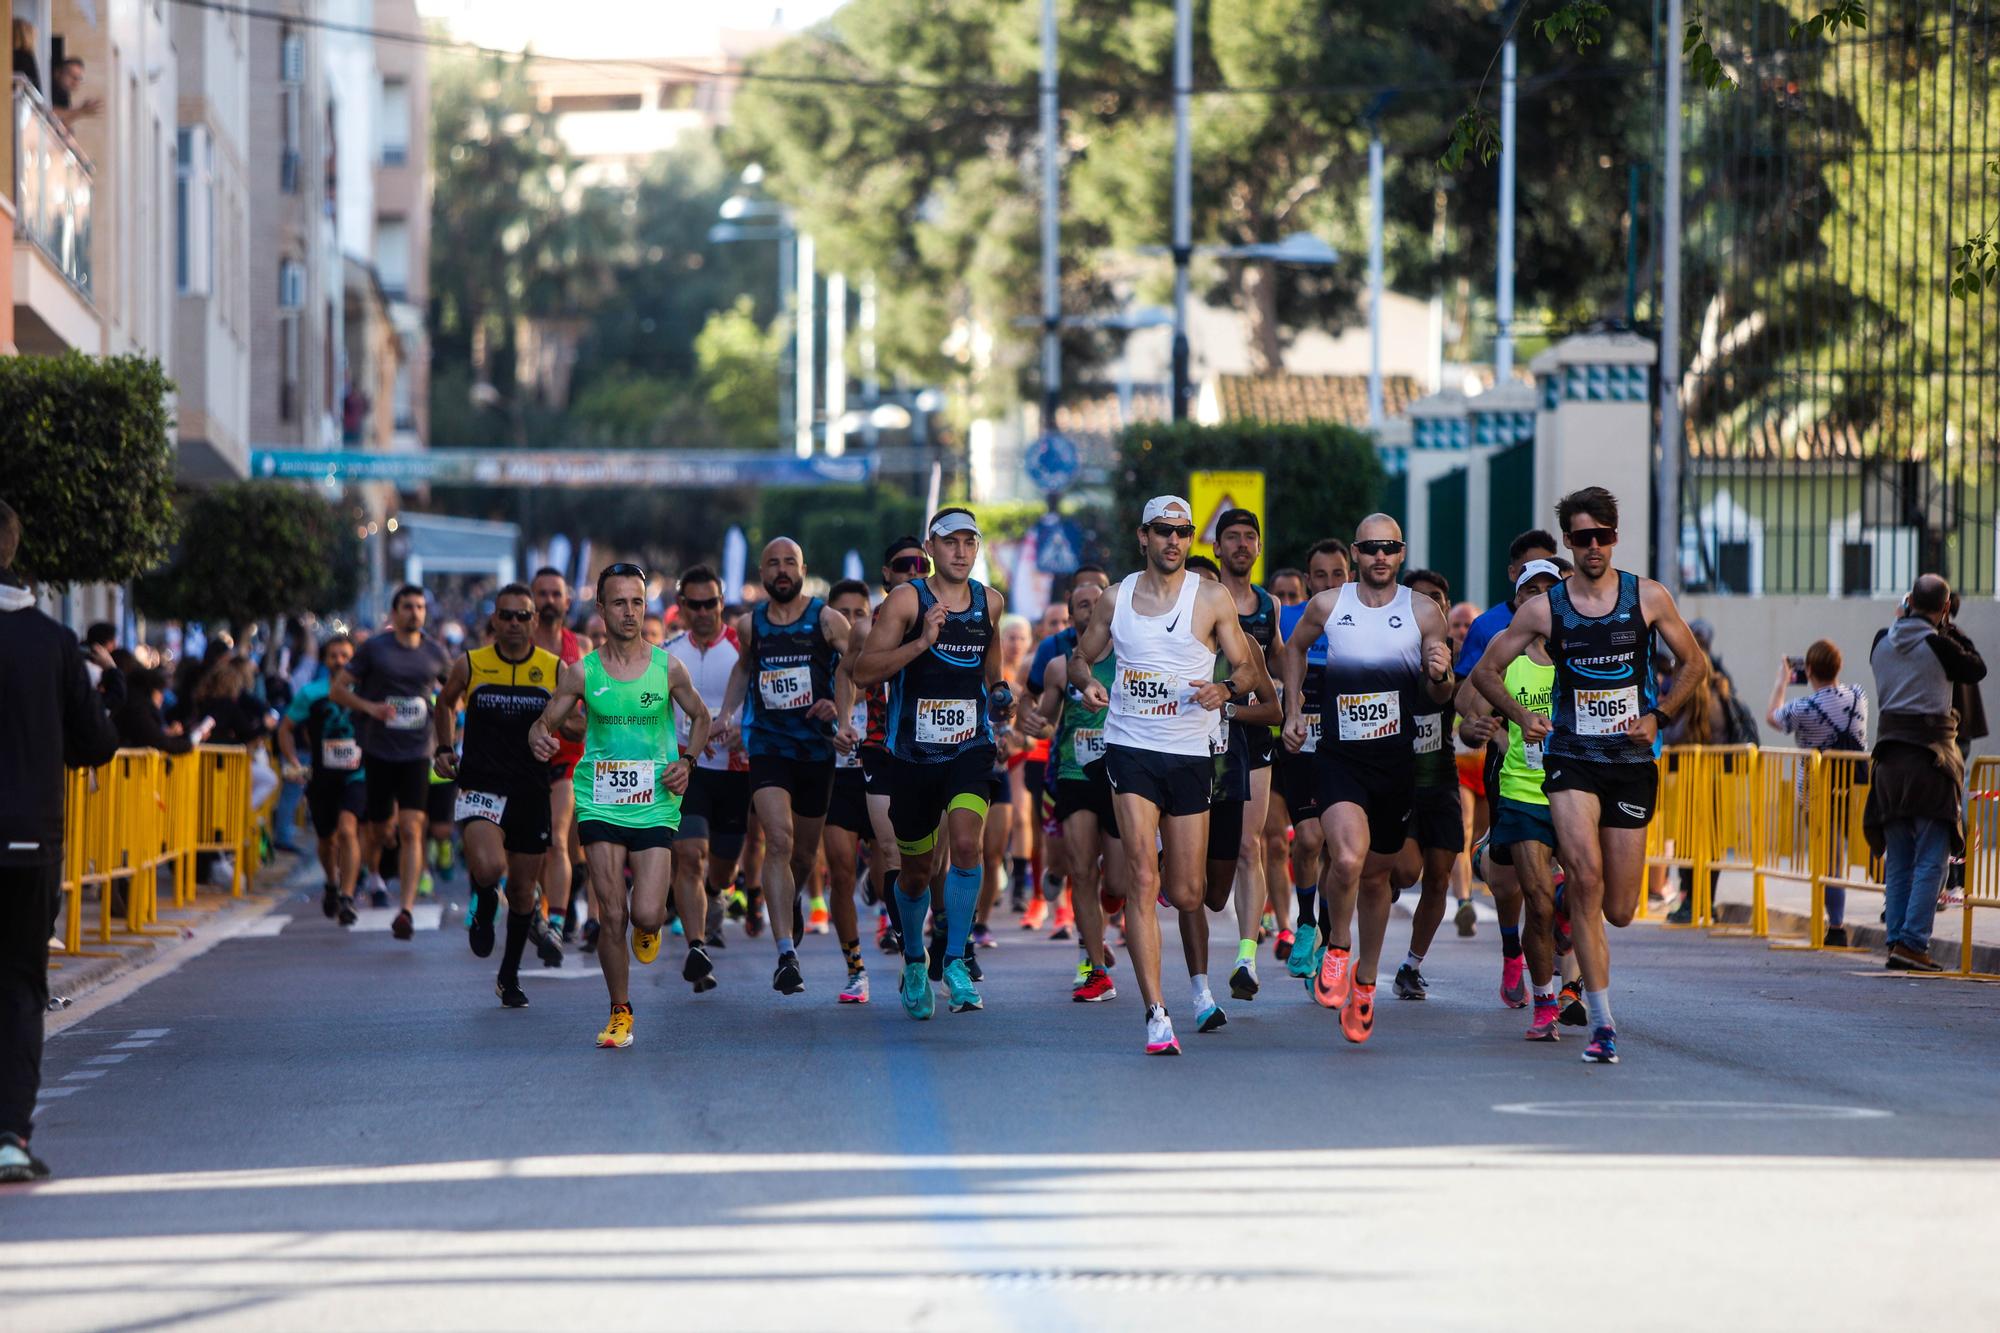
[
  {"left": 529, "top": 562, "right": 710, "bottom": 1048},
  {"left": 852, "top": 507, "right": 1011, "bottom": 1019},
  {"left": 1280, "top": 516, "right": 1454, "bottom": 1045},
  {"left": 1275, "top": 538, "right": 1350, "bottom": 980},
  {"left": 1068, "top": 497, "right": 1268, "bottom": 1055},
  {"left": 665, "top": 566, "right": 751, "bottom": 953},
  {"left": 1388, "top": 568, "right": 1466, "bottom": 1001},
  {"left": 715, "top": 538, "right": 853, "bottom": 996},
  {"left": 1212, "top": 510, "right": 1282, "bottom": 1001},
  {"left": 856, "top": 536, "right": 926, "bottom": 957},
  {"left": 1024, "top": 566, "right": 1111, "bottom": 949},
  {"left": 1262, "top": 567, "right": 1307, "bottom": 964},
  {"left": 529, "top": 567, "right": 587, "bottom": 947},
  {"left": 432, "top": 584, "right": 565, "bottom": 1007},
  {"left": 1457, "top": 557, "right": 1580, "bottom": 1037},
  {"left": 1471, "top": 487, "right": 1707, "bottom": 1064},
  {"left": 278, "top": 636, "right": 364, "bottom": 926},
  {"left": 822, "top": 577, "right": 878, "bottom": 1004},
  {"left": 330, "top": 585, "right": 452, "bottom": 941}
]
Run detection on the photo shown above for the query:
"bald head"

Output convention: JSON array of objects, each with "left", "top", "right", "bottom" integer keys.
[
  {"left": 760, "top": 537, "right": 806, "bottom": 605},
  {"left": 1910, "top": 573, "right": 1952, "bottom": 618},
  {"left": 1355, "top": 513, "right": 1403, "bottom": 542}
]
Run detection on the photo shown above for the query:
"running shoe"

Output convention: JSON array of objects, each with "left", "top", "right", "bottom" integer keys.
[
  {"left": 839, "top": 969, "right": 870, "bottom": 1004},
  {"left": 1553, "top": 880, "right": 1572, "bottom": 954},
  {"left": 337, "top": 895, "right": 357, "bottom": 927},
  {"left": 582, "top": 919, "right": 600, "bottom": 954},
  {"left": 1197, "top": 999, "right": 1228, "bottom": 1033},
  {"left": 927, "top": 928, "right": 949, "bottom": 982},
  {"left": 528, "top": 915, "right": 564, "bottom": 969},
  {"left": 875, "top": 913, "right": 892, "bottom": 950},
  {"left": 467, "top": 885, "right": 498, "bottom": 958},
  {"left": 1340, "top": 982, "right": 1377, "bottom": 1045},
  {"left": 682, "top": 943, "right": 716, "bottom": 992},
  {"left": 1021, "top": 896, "right": 1049, "bottom": 930},
  {"left": 321, "top": 882, "right": 339, "bottom": 919},
  {"left": 1261, "top": 909, "right": 1279, "bottom": 939},
  {"left": 962, "top": 944, "right": 984, "bottom": 983},
  {"left": 1274, "top": 928, "right": 1295, "bottom": 964},
  {"left": 1500, "top": 954, "right": 1528, "bottom": 1008},
  {"left": 1145, "top": 1008, "right": 1181, "bottom": 1055},
  {"left": 1455, "top": 899, "right": 1477, "bottom": 936},
  {"left": 726, "top": 888, "right": 748, "bottom": 920},
  {"left": 0, "top": 1132, "right": 52, "bottom": 1183},
  {"left": 881, "top": 926, "right": 904, "bottom": 956},
  {"left": 1073, "top": 967, "right": 1116, "bottom": 1002},
  {"left": 632, "top": 926, "right": 661, "bottom": 965},
  {"left": 970, "top": 922, "right": 997, "bottom": 950},
  {"left": 1313, "top": 946, "right": 1351, "bottom": 1010},
  {"left": 497, "top": 978, "right": 529, "bottom": 1009},
  {"left": 391, "top": 909, "right": 414, "bottom": 941},
  {"left": 668, "top": 916, "right": 685, "bottom": 938},
  {"left": 1392, "top": 964, "right": 1428, "bottom": 1001},
  {"left": 943, "top": 958, "right": 983, "bottom": 1013},
  {"left": 743, "top": 896, "right": 765, "bottom": 938},
  {"left": 808, "top": 898, "right": 831, "bottom": 935},
  {"left": 369, "top": 882, "right": 390, "bottom": 910},
  {"left": 1581, "top": 1026, "right": 1619, "bottom": 1064},
  {"left": 1285, "top": 924, "right": 1319, "bottom": 979},
  {"left": 705, "top": 930, "right": 727, "bottom": 949},
  {"left": 1525, "top": 1004, "right": 1560, "bottom": 1041},
  {"left": 596, "top": 1007, "right": 634, "bottom": 1049},
  {"left": 1558, "top": 979, "right": 1587, "bottom": 1026},
  {"left": 418, "top": 871, "right": 435, "bottom": 900},
  {"left": 900, "top": 960, "right": 934, "bottom": 1020},
  {"left": 1229, "top": 960, "right": 1259, "bottom": 1001},
  {"left": 1048, "top": 897, "right": 1075, "bottom": 940},
  {"left": 433, "top": 842, "right": 455, "bottom": 882},
  {"left": 773, "top": 950, "right": 806, "bottom": 995}
]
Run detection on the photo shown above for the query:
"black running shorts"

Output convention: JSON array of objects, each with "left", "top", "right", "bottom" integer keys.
[
  {"left": 305, "top": 775, "right": 366, "bottom": 839},
  {"left": 1105, "top": 744, "right": 1212, "bottom": 819},
  {"left": 578, "top": 819, "right": 677, "bottom": 852},
  {"left": 888, "top": 746, "right": 997, "bottom": 855},
  {"left": 1315, "top": 754, "right": 1415, "bottom": 856},
  {"left": 681, "top": 766, "right": 751, "bottom": 846},
  {"left": 1207, "top": 797, "right": 1246, "bottom": 863},
  {"left": 425, "top": 779, "right": 457, "bottom": 827},
  {"left": 826, "top": 768, "right": 870, "bottom": 837},
  {"left": 455, "top": 784, "right": 554, "bottom": 856},
  {"left": 363, "top": 755, "right": 432, "bottom": 823},
  {"left": 1543, "top": 755, "right": 1659, "bottom": 829},
  {"left": 1275, "top": 748, "right": 1323, "bottom": 823},
  {"left": 1408, "top": 782, "right": 1465, "bottom": 854},
  {"left": 1052, "top": 764, "right": 1119, "bottom": 838},
  {"left": 748, "top": 752, "right": 835, "bottom": 821}
]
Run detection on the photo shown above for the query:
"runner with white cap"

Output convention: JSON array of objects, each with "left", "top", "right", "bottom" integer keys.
[{"left": 1068, "top": 496, "right": 1271, "bottom": 1056}]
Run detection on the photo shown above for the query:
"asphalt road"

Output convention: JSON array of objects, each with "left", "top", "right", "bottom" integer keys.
[{"left": 4, "top": 858, "right": 1997, "bottom": 1331}]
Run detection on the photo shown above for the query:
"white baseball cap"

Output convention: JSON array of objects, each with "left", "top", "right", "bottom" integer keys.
[
  {"left": 928, "top": 508, "right": 980, "bottom": 538},
  {"left": 1515, "top": 558, "right": 1564, "bottom": 591},
  {"left": 1142, "top": 495, "right": 1193, "bottom": 525}
]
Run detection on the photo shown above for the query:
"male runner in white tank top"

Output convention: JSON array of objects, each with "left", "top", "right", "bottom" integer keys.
[
  {"left": 1281, "top": 514, "right": 1454, "bottom": 1046},
  {"left": 1068, "top": 496, "right": 1270, "bottom": 1056}
]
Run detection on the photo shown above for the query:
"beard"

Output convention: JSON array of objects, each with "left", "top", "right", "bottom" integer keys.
[
  {"left": 765, "top": 577, "right": 801, "bottom": 604},
  {"left": 537, "top": 603, "right": 560, "bottom": 625}
]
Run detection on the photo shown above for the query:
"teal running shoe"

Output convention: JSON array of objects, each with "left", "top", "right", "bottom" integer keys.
[
  {"left": 1285, "top": 923, "right": 1319, "bottom": 979},
  {"left": 943, "top": 958, "right": 983, "bottom": 1013},
  {"left": 901, "top": 961, "right": 935, "bottom": 1020},
  {"left": 1303, "top": 942, "right": 1327, "bottom": 995}
]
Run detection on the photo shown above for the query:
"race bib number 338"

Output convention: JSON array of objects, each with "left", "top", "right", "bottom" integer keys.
[
  {"left": 1574, "top": 686, "right": 1639, "bottom": 736},
  {"left": 592, "top": 759, "right": 655, "bottom": 807},
  {"left": 916, "top": 698, "right": 979, "bottom": 746}
]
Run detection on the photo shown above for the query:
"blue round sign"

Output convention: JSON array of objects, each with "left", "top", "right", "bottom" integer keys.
[{"left": 1024, "top": 432, "right": 1080, "bottom": 494}]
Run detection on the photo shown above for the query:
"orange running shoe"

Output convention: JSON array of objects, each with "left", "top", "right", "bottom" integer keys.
[
  {"left": 1021, "top": 895, "right": 1049, "bottom": 930},
  {"left": 1313, "top": 946, "right": 1352, "bottom": 1011},
  {"left": 1341, "top": 983, "right": 1376, "bottom": 1044},
  {"left": 1048, "top": 891, "right": 1075, "bottom": 940}
]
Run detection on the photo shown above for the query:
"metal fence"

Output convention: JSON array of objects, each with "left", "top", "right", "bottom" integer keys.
[{"left": 1678, "top": 2, "right": 1999, "bottom": 597}]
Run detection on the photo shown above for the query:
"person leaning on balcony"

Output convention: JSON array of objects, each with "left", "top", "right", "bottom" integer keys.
[
  {"left": 50, "top": 57, "right": 101, "bottom": 129},
  {"left": 1769, "top": 639, "right": 1869, "bottom": 946},
  {"left": 1864, "top": 575, "right": 1987, "bottom": 973}
]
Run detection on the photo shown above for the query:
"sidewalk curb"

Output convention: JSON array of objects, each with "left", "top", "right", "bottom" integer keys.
[{"left": 1709, "top": 901, "right": 2000, "bottom": 976}]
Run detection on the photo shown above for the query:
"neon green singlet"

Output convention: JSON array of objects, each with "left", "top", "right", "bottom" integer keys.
[
  {"left": 572, "top": 647, "right": 682, "bottom": 829},
  {"left": 1498, "top": 655, "right": 1555, "bottom": 807},
  {"left": 1054, "top": 652, "right": 1116, "bottom": 782}
]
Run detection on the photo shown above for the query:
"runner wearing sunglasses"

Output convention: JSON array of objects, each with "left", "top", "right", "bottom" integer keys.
[
  {"left": 667, "top": 565, "right": 751, "bottom": 956},
  {"left": 1068, "top": 497, "right": 1270, "bottom": 1056},
  {"left": 1210, "top": 509, "right": 1283, "bottom": 1003},
  {"left": 1470, "top": 487, "right": 1707, "bottom": 1065},
  {"left": 1281, "top": 515, "right": 1454, "bottom": 1046},
  {"left": 530, "top": 563, "right": 710, "bottom": 1049},
  {"left": 432, "top": 584, "right": 564, "bottom": 1007},
  {"left": 852, "top": 508, "right": 1011, "bottom": 1019}
]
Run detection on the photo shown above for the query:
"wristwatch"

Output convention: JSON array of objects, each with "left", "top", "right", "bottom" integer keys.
[{"left": 1223, "top": 702, "right": 1238, "bottom": 722}]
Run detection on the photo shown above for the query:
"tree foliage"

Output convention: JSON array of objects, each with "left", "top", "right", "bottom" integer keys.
[
  {"left": 134, "top": 483, "right": 360, "bottom": 630},
  {"left": 754, "top": 484, "right": 926, "bottom": 577},
  {"left": 0, "top": 354, "right": 177, "bottom": 591}
]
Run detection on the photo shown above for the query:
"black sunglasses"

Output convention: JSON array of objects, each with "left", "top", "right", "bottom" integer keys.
[
  {"left": 1147, "top": 523, "right": 1197, "bottom": 540},
  {"left": 492, "top": 609, "right": 534, "bottom": 623},
  {"left": 1354, "top": 539, "right": 1406, "bottom": 556},
  {"left": 1566, "top": 527, "right": 1618, "bottom": 548},
  {"left": 601, "top": 562, "right": 646, "bottom": 579},
  {"left": 679, "top": 595, "right": 721, "bottom": 610},
  {"left": 889, "top": 556, "right": 927, "bottom": 573}
]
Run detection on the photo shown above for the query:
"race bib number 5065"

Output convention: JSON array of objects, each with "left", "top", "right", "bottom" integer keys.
[{"left": 1574, "top": 686, "right": 1639, "bottom": 736}]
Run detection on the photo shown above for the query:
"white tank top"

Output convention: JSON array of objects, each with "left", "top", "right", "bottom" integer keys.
[
  {"left": 667, "top": 628, "right": 745, "bottom": 772},
  {"left": 1104, "top": 571, "right": 1221, "bottom": 758},
  {"left": 1320, "top": 583, "right": 1424, "bottom": 762}
]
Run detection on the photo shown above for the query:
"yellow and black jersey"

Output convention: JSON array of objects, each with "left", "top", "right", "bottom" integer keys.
[{"left": 457, "top": 644, "right": 561, "bottom": 792}]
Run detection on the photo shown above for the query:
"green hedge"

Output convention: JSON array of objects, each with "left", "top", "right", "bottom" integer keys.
[
  {"left": 1112, "top": 421, "right": 1387, "bottom": 572},
  {"left": 0, "top": 353, "right": 177, "bottom": 590},
  {"left": 754, "top": 484, "right": 927, "bottom": 581},
  {"left": 135, "top": 482, "right": 361, "bottom": 630}
]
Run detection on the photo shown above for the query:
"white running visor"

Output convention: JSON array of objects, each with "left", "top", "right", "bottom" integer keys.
[
  {"left": 1515, "top": 558, "right": 1564, "bottom": 591},
  {"left": 929, "top": 510, "right": 981, "bottom": 539},
  {"left": 1142, "top": 495, "right": 1194, "bottom": 525}
]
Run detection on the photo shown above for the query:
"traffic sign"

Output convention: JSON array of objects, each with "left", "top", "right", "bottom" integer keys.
[
  {"left": 1023, "top": 432, "right": 1080, "bottom": 493},
  {"left": 1033, "top": 514, "right": 1086, "bottom": 575}
]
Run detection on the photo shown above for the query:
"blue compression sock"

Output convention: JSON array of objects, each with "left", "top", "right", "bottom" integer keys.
[
  {"left": 943, "top": 863, "right": 981, "bottom": 959},
  {"left": 895, "top": 887, "right": 930, "bottom": 962}
]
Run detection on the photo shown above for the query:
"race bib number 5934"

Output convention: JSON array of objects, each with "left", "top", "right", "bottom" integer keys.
[
  {"left": 1114, "top": 667, "right": 1179, "bottom": 717},
  {"left": 1574, "top": 686, "right": 1639, "bottom": 736}
]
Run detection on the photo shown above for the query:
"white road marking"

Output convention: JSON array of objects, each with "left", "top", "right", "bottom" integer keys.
[
  {"left": 233, "top": 915, "right": 294, "bottom": 938},
  {"left": 61, "top": 1071, "right": 106, "bottom": 1081},
  {"left": 520, "top": 967, "right": 605, "bottom": 980},
  {"left": 33, "top": 1086, "right": 79, "bottom": 1098},
  {"left": 110, "top": 1040, "right": 156, "bottom": 1050},
  {"left": 1493, "top": 1100, "right": 1892, "bottom": 1120},
  {"left": 85, "top": 1054, "right": 130, "bottom": 1066},
  {"left": 344, "top": 904, "right": 445, "bottom": 933},
  {"left": 129, "top": 1029, "right": 169, "bottom": 1038}
]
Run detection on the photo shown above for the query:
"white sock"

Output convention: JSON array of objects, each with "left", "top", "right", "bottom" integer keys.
[
  {"left": 773, "top": 936, "right": 794, "bottom": 958},
  {"left": 1403, "top": 951, "right": 1423, "bottom": 971},
  {"left": 1190, "top": 972, "right": 1211, "bottom": 1007},
  {"left": 1585, "top": 988, "right": 1615, "bottom": 1030},
  {"left": 1533, "top": 980, "right": 1557, "bottom": 1005}
]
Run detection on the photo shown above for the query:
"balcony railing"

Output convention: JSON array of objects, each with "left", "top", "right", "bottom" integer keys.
[{"left": 12, "top": 76, "right": 93, "bottom": 297}]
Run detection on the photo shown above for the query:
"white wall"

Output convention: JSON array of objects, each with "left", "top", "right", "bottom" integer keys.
[{"left": 323, "top": 0, "right": 379, "bottom": 264}]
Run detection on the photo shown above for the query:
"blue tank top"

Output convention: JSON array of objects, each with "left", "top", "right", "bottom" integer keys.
[
  {"left": 887, "top": 578, "right": 995, "bottom": 764},
  {"left": 744, "top": 597, "right": 837, "bottom": 761},
  {"left": 1545, "top": 572, "right": 1659, "bottom": 764}
]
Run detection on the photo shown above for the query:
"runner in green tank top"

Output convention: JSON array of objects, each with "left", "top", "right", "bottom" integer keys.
[{"left": 532, "top": 563, "right": 711, "bottom": 1050}]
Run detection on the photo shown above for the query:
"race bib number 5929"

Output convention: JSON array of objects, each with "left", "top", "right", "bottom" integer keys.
[
  {"left": 1336, "top": 691, "right": 1401, "bottom": 742},
  {"left": 1574, "top": 686, "right": 1639, "bottom": 736}
]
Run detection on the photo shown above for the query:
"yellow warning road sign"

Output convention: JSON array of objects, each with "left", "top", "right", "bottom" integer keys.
[{"left": 1190, "top": 470, "right": 1266, "bottom": 584}]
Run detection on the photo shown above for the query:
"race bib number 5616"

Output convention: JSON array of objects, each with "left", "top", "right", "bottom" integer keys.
[{"left": 1574, "top": 686, "right": 1639, "bottom": 736}]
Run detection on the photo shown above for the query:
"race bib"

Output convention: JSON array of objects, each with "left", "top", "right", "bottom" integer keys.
[
  {"left": 592, "top": 759, "right": 655, "bottom": 807},
  {"left": 1414, "top": 712, "right": 1444, "bottom": 754},
  {"left": 1524, "top": 738, "right": 1545, "bottom": 771},
  {"left": 1336, "top": 691, "right": 1401, "bottom": 742},
  {"left": 1574, "top": 686, "right": 1639, "bottom": 736},
  {"left": 759, "top": 665, "right": 813, "bottom": 711},
  {"left": 385, "top": 696, "right": 429, "bottom": 731},
  {"left": 1071, "top": 727, "right": 1105, "bottom": 769},
  {"left": 916, "top": 697, "right": 979, "bottom": 747},
  {"left": 1299, "top": 712, "right": 1323, "bottom": 755},
  {"left": 320, "top": 738, "right": 361, "bottom": 771},
  {"left": 454, "top": 789, "right": 507, "bottom": 824},
  {"left": 1114, "top": 666, "right": 1181, "bottom": 717}
]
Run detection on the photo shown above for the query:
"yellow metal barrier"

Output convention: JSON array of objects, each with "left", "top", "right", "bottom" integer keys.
[
  {"left": 1751, "top": 746, "right": 1818, "bottom": 944},
  {"left": 1697, "top": 744, "right": 1759, "bottom": 932},
  {"left": 1955, "top": 757, "right": 2000, "bottom": 980},
  {"left": 1644, "top": 746, "right": 1705, "bottom": 926},
  {"left": 1811, "top": 749, "right": 1882, "bottom": 951}
]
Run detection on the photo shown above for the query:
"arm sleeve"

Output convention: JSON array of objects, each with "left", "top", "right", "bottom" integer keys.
[
  {"left": 1927, "top": 629, "right": 1988, "bottom": 685},
  {"left": 62, "top": 637, "right": 123, "bottom": 770}
]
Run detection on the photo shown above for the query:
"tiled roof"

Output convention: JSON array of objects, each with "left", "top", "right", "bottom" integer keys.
[
  {"left": 1214, "top": 373, "right": 1423, "bottom": 426},
  {"left": 1046, "top": 388, "right": 1172, "bottom": 440}
]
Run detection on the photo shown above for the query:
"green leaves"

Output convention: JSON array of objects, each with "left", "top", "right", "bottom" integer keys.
[
  {"left": 1683, "top": 15, "right": 1735, "bottom": 93},
  {"left": 1951, "top": 164, "right": 1999, "bottom": 300},
  {"left": 0, "top": 354, "right": 177, "bottom": 592},
  {"left": 133, "top": 483, "right": 359, "bottom": 629},
  {"left": 1438, "top": 107, "right": 1501, "bottom": 173},
  {"left": 1790, "top": 0, "right": 1866, "bottom": 43},
  {"left": 1532, "top": 0, "right": 1612, "bottom": 51}
]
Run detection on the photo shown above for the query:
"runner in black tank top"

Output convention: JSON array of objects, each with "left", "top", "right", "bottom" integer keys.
[
  {"left": 1387, "top": 569, "right": 1469, "bottom": 1004},
  {"left": 1213, "top": 509, "right": 1284, "bottom": 1005},
  {"left": 1468, "top": 487, "right": 1709, "bottom": 1067}
]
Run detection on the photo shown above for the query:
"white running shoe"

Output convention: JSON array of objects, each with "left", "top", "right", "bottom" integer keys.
[{"left": 1145, "top": 1007, "right": 1181, "bottom": 1056}]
